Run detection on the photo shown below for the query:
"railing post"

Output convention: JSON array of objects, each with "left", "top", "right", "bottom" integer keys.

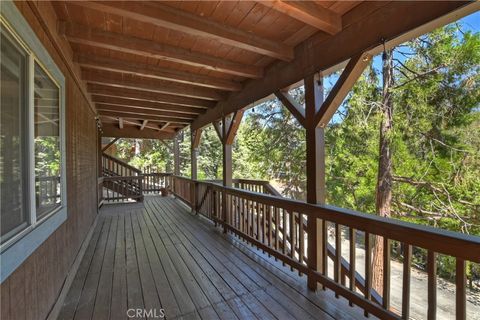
[
  {"left": 139, "top": 175, "right": 144, "bottom": 202},
  {"left": 191, "top": 181, "right": 196, "bottom": 213},
  {"left": 305, "top": 73, "right": 326, "bottom": 291}
]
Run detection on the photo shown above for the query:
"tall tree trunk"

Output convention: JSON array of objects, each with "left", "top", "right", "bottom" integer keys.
[{"left": 372, "top": 49, "right": 394, "bottom": 294}]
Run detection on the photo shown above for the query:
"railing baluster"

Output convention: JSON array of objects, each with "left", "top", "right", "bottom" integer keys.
[
  {"left": 275, "top": 207, "right": 280, "bottom": 253},
  {"left": 299, "top": 213, "right": 304, "bottom": 274},
  {"left": 268, "top": 206, "right": 273, "bottom": 251},
  {"left": 322, "top": 220, "right": 328, "bottom": 290},
  {"left": 290, "top": 211, "right": 295, "bottom": 270},
  {"left": 349, "top": 227, "right": 356, "bottom": 307},
  {"left": 335, "top": 223, "right": 341, "bottom": 298},
  {"left": 402, "top": 244, "right": 412, "bottom": 319},
  {"left": 364, "top": 232, "right": 372, "bottom": 317},
  {"left": 383, "top": 237, "right": 391, "bottom": 310},
  {"left": 282, "top": 208, "right": 287, "bottom": 265},
  {"left": 427, "top": 251, "right": 437, "bottom": 320},
  {"left": 456, "top": 258, "right": 466, "bottom": 320},
  {"left": 256, "top": 202, "right": 260, "bottom": 241}
]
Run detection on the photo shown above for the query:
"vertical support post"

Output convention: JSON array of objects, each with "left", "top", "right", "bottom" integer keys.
[
  {"left": 97, "top": 128, "right": 102, "bottom": 177},
  {"left": 173, "top": 134, "right": 180, "bottom": 176},
  {"left": 191, "top": 129, "right": 202, "bottom": 213},
  {"left": 222, "top": 116, "right": 231, "bottom": 233},
  {"left": 305, "top": 73, "right": 325, "bottom": 291},
  {"left": 97, "top": 127, "right": 103, "bottom": 207}
]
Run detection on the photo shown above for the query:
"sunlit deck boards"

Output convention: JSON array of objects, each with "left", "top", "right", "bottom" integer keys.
[{"left": 58, "top": 196, "right": 369, "bottom": 320}]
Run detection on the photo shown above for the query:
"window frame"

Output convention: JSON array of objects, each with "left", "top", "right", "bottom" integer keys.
[{"left": 1, "top": 2, "right": 67, "bottom": 283}]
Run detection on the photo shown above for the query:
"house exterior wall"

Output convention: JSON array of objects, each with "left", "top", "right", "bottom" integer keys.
[{"left": 0, "top": 2, "right": 98, "bottom": 319}]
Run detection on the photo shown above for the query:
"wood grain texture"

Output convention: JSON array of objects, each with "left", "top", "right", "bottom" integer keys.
[{"left": 0, "top": 4, "right": 99, "bottom": 320}]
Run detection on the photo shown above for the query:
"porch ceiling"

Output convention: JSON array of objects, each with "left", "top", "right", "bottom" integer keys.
[{"left": 52, "top": 1, "right": 478, "bottom": 139}]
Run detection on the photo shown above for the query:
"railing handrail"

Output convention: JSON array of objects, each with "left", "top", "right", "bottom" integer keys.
[
  {"left": 102, "top": 153, "right": 142, "bottom": 174},
  {"left": 174, "top": 176, "right": 480, "bottom": 263},
  {"left": 103, "top": 175, "right": 144, "bottom": 181}
]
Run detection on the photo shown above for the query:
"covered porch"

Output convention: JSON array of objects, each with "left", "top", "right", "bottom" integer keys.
[
  {"left": 1, "top": 1, "right": 479, "bottom": 320},
  {"left": 59, "top": 196, "right": 366, "bottom": 320}
]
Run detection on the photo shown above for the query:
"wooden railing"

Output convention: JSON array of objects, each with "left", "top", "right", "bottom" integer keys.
[
  {"left": 102, "top": 176, "right": 144, "bottom": 203},
  {"left": 171, "top": 176, "right": 480, "bottom": 320},
  {"left": 102, "top": 153, "right": 141, "bottom": 177},
  {"left": 36, "top": 176, "right": 61, "bottom": 206},
  {"left": 141, "top": 167, "right": 172, "bottom": 194}
]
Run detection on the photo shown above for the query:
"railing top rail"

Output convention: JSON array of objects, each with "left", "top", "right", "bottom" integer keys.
[
  {"left": 103, "top": 175, "right": 144, "bottom": 181},
  {"left": 173, "top": 176, "right": 480, "bottom": 262}
]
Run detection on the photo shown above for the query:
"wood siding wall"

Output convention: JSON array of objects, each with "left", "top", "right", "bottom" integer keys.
[{"left": 0, "top": 2, "right": 98, "bottom": 319}]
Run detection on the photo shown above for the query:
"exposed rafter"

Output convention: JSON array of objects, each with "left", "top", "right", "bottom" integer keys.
[
  {"left": 102, "top": 123, "right": 175, "bottom": 139},
  {"left": 99, "top": 111, "right": 192, "bottom": 124},
  {"left": 75, "top": 54, "right": 242, "bottom": 91},
  {"left": 91, "top": 95, "right": 204, "bottom": 115},
  {"left": 87, "top": 84, "right": 214, "bottom": 109},
  {"left": 258, "top": 1, "right": 342, "bottom": 35},
  {"left": 59, "top": 22, "right": 263, "bottom": 78},
  {"left": 70, "top": 1, "right": 294, "bottom": 61},
  {"left": 96, "top": 105, "right": 196, "bottom": 120},
  {"left": 192, "top": 1, "right": 476, "bottom": 130},
  {"left": 102, "top": 117, "right": 178, "bottom": 132},
  {"left": 82, "top": 69, "right": 225, "bottom": 101}
]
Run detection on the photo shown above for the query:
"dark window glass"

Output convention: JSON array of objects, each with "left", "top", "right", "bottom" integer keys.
[
  {"left": 34, "top": 62, "right": 61, "bottom": 219},
  {"left": 0, "top": 29, "right": 28, "bottom": 243}
]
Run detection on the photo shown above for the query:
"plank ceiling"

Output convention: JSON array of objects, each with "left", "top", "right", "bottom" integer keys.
[{"left": 52, "top": 1, "right": 363, "bottom": 137}]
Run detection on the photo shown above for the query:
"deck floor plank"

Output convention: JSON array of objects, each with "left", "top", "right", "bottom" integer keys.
[
  {"left": 57, "top": 219, "right": 105, "bottom": 320},
  {"left": 124, "top": 213, "right": 145, "bottom": 316},
  {"left": 58, "top": 196, "right": 369, "bottom": 320},
  {"left": 73, "top": 217, "right": 112, "bottom": 320},
  {"left": 110, "top": 214, "right": 128, "bottom": 320}
]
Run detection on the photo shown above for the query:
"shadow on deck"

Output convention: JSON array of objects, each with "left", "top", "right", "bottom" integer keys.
[{"left": 58, "top": 196, "right": 370, "bottom": 320}]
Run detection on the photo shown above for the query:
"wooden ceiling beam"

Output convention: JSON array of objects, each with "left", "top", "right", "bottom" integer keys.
[
  {"left": 99, "top": 111, "right": 192, "bottom": 124},
  {"left": 96, "top": 104, "right": 197, "bottom": 120},
  {"left": 258, "top": 1, "right": 342, "bottom": 35},
  {"left": 87, "top": 84, "right": 214, "bottom": 109},
  {"left": 70, "top": 1, "right": 294, "bottom": 61},
  {"left": 60, "top": 22, "right": 263, "bottom": 78},
  {"left": 91, "top": 95, "right": 204, "bottom": 115},
  {"left": 75, "top": 54, "right": 242, "bottom": 91},
  {"left": 82, "top": 69, "right": 225, "bottom": 101},
  {"left": 101, "top": 117, "right": 177, "bottom": 132},
  {"left": 192, "top": 1, "right": 476, "bottom": 130},
  {"left": 102, "top": 123, "right": 176, "bottom": 140}
]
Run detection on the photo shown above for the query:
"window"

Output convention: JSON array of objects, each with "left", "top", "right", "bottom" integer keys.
[
  {"left": 0, "top": 3, "right": 66, "bottom": 266},
  {"left": 0, "top": 28, "right": 29, "bottom": 243},
  {"left": 1, "top": 3, "right": 67, "bottom": 283},
  {"left": 34, "top": 62, "right": 62, "bottom": 219}
]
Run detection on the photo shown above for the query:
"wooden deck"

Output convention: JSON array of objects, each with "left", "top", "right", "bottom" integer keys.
[{"left": 58, "top": 196, "right": 369, "bottom": 320}]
